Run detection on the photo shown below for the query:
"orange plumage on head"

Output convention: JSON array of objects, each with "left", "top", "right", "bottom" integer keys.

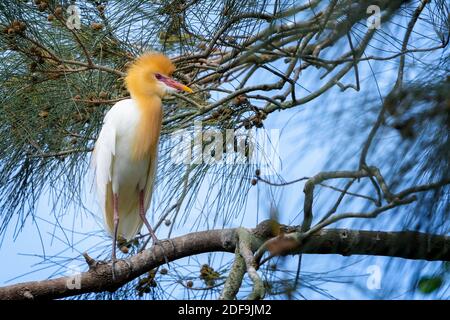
[{"left": 125, "top": 52, "right": 176, "bottom": 99}]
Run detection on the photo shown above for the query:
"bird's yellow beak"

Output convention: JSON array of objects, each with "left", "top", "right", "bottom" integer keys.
[
  {"left": 155, "top": 73, "right": 193, "bottom": 93},
  {"left": 178, "top": 83, "right": 193, "bottom": 93}
]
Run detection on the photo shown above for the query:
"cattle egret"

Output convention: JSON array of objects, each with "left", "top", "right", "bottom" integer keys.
[{"left": 92, "top": 53, "right": 192, "bottom": 278}]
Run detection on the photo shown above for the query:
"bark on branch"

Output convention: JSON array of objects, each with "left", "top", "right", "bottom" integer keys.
[{"left": 0, "top": 222, "right": 449, "bottom": 300}]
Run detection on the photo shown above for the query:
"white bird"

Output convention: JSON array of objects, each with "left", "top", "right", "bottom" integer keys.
[{"left": 92, "top": 53, "right": 192, "bottom": 277}]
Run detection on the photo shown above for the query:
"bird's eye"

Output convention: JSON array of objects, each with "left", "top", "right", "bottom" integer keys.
[{"left": 155, "top": 73, "right": 163, "bottom": 80}]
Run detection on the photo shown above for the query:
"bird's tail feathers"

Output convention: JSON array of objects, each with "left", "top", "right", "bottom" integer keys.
[{"left": 104, "top": 183, "right": 143, "bottom": 241}]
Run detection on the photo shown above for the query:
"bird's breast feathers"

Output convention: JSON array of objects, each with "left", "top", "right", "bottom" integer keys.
[
  {"left": 94, "top": 98, "right": 161, "bottom": 191},
  {"left": 100, "top": 98, "right": 161, "bottom": 160}
]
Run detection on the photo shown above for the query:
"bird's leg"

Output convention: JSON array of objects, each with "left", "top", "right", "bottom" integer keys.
[
  {"left": 139, "top": 190, "right": 158, "bottom": 244},
  {"left": 139, "top": 190, "right": 169, "bottom": 265},
  {"left": 112, "top": 193, "right": 119, "bottom": 280}
]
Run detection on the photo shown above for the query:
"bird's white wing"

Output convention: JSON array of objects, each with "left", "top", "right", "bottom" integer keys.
[{"left": 91, "top": 106, "right": 117, "bottom": 235}]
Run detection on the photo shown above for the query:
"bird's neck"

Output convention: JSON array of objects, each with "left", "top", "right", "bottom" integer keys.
[{"left": 132, "top": 93, "right": 163, "bottom": 161}]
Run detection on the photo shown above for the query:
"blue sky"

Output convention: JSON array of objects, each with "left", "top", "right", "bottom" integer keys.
[{"left": 0, "top": 1, "right": 448, "bottom": 299}]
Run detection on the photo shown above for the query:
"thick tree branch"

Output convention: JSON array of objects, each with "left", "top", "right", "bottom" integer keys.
[
  {"left": 0, "top": 222, "right": 449, "bottom": 300},
  {"left": 219, "top": 247, "right": 246, "bottom": 300}
]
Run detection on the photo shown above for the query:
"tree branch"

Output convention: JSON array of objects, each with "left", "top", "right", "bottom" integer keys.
[{"left": 0, "top": 221, "right": 449, "bottom": 300}]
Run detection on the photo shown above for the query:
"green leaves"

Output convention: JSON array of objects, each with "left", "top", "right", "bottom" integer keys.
[
  {"left": 417, "top": 263, "right": 450, "bottom": 294},
  {"left": 417, "top": 276, "right": 443, "bottom": 294}
]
